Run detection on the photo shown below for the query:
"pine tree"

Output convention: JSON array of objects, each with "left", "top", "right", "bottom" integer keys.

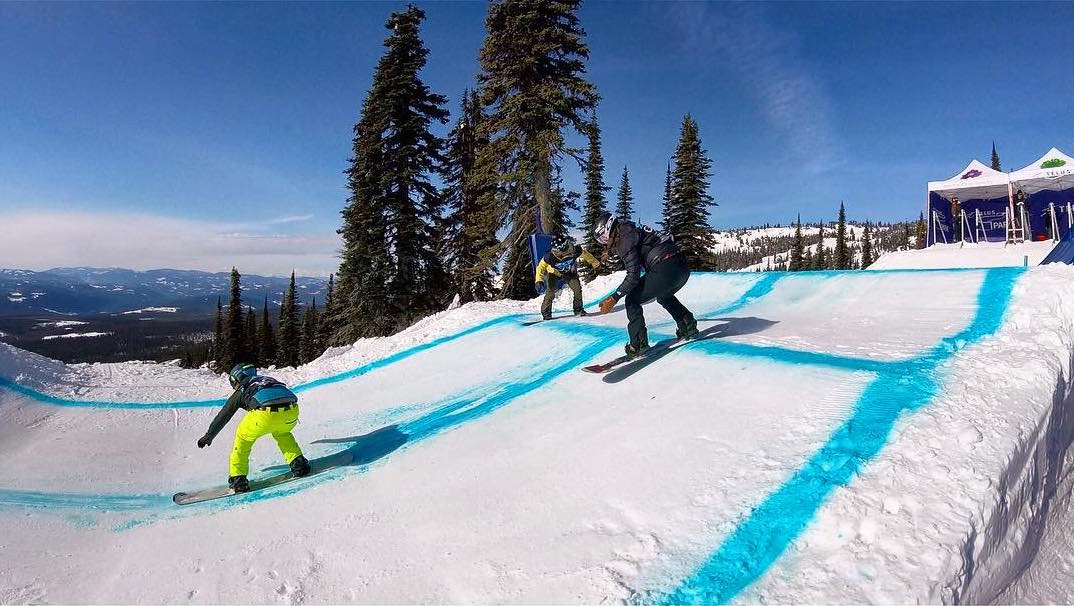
[
  {"left": 580, "top": 118, "right": 610, "bottom": 281},
  {"left": 316, "top": 275, "right": 338, "bottom": 350},
  {"left": 615, "top": 166, "right": 634, "bottom": 222},
  {"left": 789, "top": 214, "right": 804, "bottom": 272},
  {"left": 660, "top": 162, "right": 673, "bottom": 232},
  {"left": 244, "top": 308, "right": 258, "bottom": 366},
  {"left": 212, "top": 295, "right": 223, "bottom": 372},
  {"left": 277, "top": 271, "right": 299, "bottom": 368},
  {"left": 474, "top": 0, "right": 599, "bottom": 298},
  {"left": 903, "top": 223, "right": 911, "bottom": 250},
  {"left": 803, "top": 246, "right": 813, "bottom": 270},
  {"left": 834, "top": 202, "right": 850, "bottom": 270},
  {"left": 991, "top": 141, "right": 1002, "bottom": 171},
  {"left": 336, "top": 5, "right": 450, "bottom": 340},
  {"left": 814, "top": 224, "right": 827, "bottom": 269},
  {"left": 300, "top": 298, "right": 319, "bottom": 364},
  {"left": 861, "top": 222, "right": 874, "bottom": 269},
  {"left": 668, "top": 115, "right": 716, "bottom": 269},
  {"left": 222, "top": 268, "right": 246, "bottom": 372},
  {"left": 443, "top": 89, "right": 498, "bottom": 303},
  {"left": 258, "top": 296, "right": 276, "bottom": 368},
  {"left": 916, "top": 211, "right": 926, "bottom": 249}
]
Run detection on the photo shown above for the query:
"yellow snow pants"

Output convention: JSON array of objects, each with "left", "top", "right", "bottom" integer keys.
[{"left": 229, "top": 406, "right": 302, "bottom": 477}]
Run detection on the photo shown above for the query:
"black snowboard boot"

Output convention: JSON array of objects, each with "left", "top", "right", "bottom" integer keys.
[
  {"left": 228, "top": 475, "right": 250, "bottom": 493},
  {"left": 676, "top": 315, "right": 698, "bottom": 340},
  {"left": 624, "top": 340, "right": 650, "bottom": 359},
  {"left": 289, "top": 455, "right": 311, "bottom": 478},
  {"left": 574, "top": 309, "right": 588, "bottom": 317}
]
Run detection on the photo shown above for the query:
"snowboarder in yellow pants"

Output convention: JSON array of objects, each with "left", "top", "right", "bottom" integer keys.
[{"left": 197, "top": 363, "right": 310, "bottom": 493}]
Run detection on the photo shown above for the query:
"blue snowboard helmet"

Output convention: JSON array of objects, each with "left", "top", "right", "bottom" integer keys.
[{"left": 228, "top": 363, "right": 257, "bottom": 388}]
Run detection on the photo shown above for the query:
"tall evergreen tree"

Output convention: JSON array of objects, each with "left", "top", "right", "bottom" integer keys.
[
  {"left": 991, "top": 141, "right": 1002, "bottom": 171},
  {"left": 903, "top": 222, "right": 911, "bottom": 250},
  {"left": 316, "top": 275, "right": 339, "bottom": 349},
  {"left": 834, "top": 202, "right": 850, "bottom": 269},
  {"left": 244, "top": 308, "right": 258, "bottom": 366},
  {"left": 660, "top": 162, "right": 673, "bottom": 232},
  {"left": 443, "top": 89, "right": 498, "bottom": 303},
  {"left": 667, "top": 115, "right": 716, "bottom": 268},
  {"left": 861, "top": 223, "right": 874, "bottom": 269},
  {"left": 258, "top": 297, "right": 276, "bottom": 368},
  {"left": 814, "top": 224, "right": 827, "bottom": 269},
  {"left": 615, "top": 166, "right": 634, "bottom": 221},
  {"left": 222, "top": 268, "right": 246, "bottom": 372},
  {"left": 916, "top": 211, "right": 927, "bottom": 249},
  {"left": 803, "top": 245, "right": 814, "bottom": 270},
  {"left": 336, "top": 5, "right": 450, "bottom": 340},
  {"left": 212, "top": 295, "right": 223, "bottom": 372},
  {"left": 580, "top": 118, "right": 610, "bottom": 281},
  {"left": 277, "top": 271, "right": 299, "bottom": 368},
  {"left": 788, "top": 214, "right": 804, "bottom": 272},
  {"left": 474, "top": 0, "right": 599, "bottom": 298},
  {"left": 300, "top": 298, "right": 320, "bottom": 364}
]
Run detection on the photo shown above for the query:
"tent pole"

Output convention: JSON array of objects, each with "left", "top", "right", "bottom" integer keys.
[{"left": 1050, "top": 202, "right": 1058, "bottom": 241}]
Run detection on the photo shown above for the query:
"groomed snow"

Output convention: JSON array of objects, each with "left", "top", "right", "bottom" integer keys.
[{"left": 1, "top": 268, "right": 1073, "bottom": 603}]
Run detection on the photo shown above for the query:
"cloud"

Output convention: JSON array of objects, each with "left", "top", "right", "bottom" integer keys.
[
  {"left": 268, "top": 214, "right": 315, "bottom": 225},
  {"left": 0, "top": 210, "right": 341, "bottom": 277},
  {"left": 669, "top": 3, "right": 844, "bottom": 174}
]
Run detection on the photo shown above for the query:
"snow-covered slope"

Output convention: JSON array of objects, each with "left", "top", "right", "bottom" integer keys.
[{"left": 2, "top": 268, "right": 1074, "bottom": 603}]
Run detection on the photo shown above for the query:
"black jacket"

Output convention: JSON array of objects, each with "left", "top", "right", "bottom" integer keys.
[{"left": 611, "top": 221, "right": 680, "bottom": 300}]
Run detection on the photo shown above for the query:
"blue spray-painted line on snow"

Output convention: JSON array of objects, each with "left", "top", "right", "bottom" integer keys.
[
  {"left": 0, "top": 375, "right": 223, "bottom": 409},
  {"left": 652, "top": 267, "right": 1023, "bottom": 604}
]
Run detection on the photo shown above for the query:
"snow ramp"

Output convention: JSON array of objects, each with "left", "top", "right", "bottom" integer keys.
[{"left": 2, "top": 268, "right": 1074, "bottom": 603}]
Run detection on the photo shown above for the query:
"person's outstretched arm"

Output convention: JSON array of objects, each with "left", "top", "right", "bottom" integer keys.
[{"left": 198, "top": 389, "right": 243, "bottom": 448}]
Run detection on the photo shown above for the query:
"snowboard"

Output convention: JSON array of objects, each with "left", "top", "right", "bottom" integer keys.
[
  {"left": 581, "top": 324, "right": 724, "bottom": 380},
  {"left": 521, "top": 313, "right": 588, "bottom": 326},
  {"left": 173, "top": 469, "right": 301, "bottom": 505},
  {"left": 173, "top": 452, "right": 354, "bottom": 505}
]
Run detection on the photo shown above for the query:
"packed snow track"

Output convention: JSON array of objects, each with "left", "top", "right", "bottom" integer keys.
[{"left": 2, "top": 268, "right": 1074, "bottom": 603}]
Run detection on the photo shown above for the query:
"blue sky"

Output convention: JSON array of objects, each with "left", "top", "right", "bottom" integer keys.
[{"left": 1, "top": 1, "right": 1072, "bottom": 275}]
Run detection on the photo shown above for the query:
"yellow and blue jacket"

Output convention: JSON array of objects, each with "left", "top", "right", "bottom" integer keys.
[{"left": 535, "top": 245, "right": 601, "bottom": 284}]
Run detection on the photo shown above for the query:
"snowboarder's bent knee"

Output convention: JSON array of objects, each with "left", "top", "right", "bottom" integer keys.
[{"left": 196, "top": 363, "right": 310, "bottom": 493}]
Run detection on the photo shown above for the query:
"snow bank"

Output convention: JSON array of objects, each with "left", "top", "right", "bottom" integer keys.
[
  {"left": 871, "top": 241, "right": 1055, "bottom": 270},
  {"left": 2, "top": 268, "right": 1074, "bottom": 602}
]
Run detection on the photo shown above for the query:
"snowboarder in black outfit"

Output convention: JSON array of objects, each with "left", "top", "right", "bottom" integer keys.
[
  {"left": 593, "top": 212, "right": 697, "bottom": 357},
  {"left": 534, "top": 234, "right": 602, "bottom": 320}
]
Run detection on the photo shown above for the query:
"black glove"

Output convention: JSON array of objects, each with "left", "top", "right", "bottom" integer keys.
[{"left": 197, "top": 436, "right": 211, "bottom": 449}]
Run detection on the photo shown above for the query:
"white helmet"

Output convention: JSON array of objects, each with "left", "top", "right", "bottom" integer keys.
[{"left": 594, "top": 212, "right": 618, "bottom": 245}]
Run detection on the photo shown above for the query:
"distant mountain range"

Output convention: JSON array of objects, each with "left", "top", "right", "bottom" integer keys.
[{"left": 0, "top": 267, "right": 328, "bottom": 316}]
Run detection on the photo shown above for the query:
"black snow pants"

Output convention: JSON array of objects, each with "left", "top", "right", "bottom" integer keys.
[{"left": 624, "top": 255, "right": 695, "bottom": 348}]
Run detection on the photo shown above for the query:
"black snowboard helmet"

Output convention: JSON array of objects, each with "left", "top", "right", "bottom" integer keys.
[
  {"left": 594, "top": 212, "right": 618, "bottom": 245},
  {"left": 552, "top": 233, "right": 574, "bottom": 253},
  {"left": 228, "top": 363, "right": 257, "bottom": 388}
]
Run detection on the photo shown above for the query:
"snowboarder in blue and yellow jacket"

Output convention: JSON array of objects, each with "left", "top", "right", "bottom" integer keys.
[
  {"left": 534, "top": 234, "right": 603, "bottom": 321},
  {"left": 197, "top": 363, "right": 310, "bottom": 493}
]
